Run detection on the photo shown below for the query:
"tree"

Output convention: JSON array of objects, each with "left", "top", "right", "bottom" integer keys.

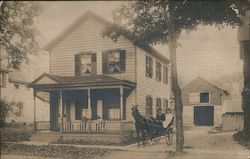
[
  {"left": 104, "top": 0, "right": 249, "bottom": 153},
  {"left": 0, "top": 2, "right": 41, "bottom": 157},
  {"left": 0, "top": 1, "right": 41, "bottom": 69}
]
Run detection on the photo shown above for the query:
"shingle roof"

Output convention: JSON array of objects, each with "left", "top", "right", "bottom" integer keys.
[
  {"left": 44, "top": 10, "right": 169, "bottom": 64},
  {"left": 30, "top": 73, "right": 136, "bottom": 88}
]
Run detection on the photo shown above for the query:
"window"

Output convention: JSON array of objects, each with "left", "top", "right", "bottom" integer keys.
[
  {"left": 163, "top": 98, "right": 168, "bottom": 111},
  {"left": 156, "top": 98, "right": 162, "bottom": 110},
  {"left": 146, "top": 56, "right": 153, "bottom": 78},
  {"left": 103, "top": 49, "right": 126, "bottom": 74},
  {"left": 163, "top": 66, "right": 168, "bottom": 84},
  {"left": 156, "top": 61, "right": 162, "bottom": 81},
  {"left": 80, "top": 53, "right": 92, "bottom": 75},
  {"left": 146, "top": 96, "right": 153, "bottom": 116},
  {"left": 109, "top": 107, "right": 120, "bottom": 119},
  {"left": 75, "top": 52, "right": 96, "bottom": 76},
  {"left": 14, "top": 84, "right": 19, "bottom": 89},
  {"left": 0, "top": 73, "right": 7, "bottom": 88},
  {"left": 200, "top": 92, "right": 210, "bottom": 103}
]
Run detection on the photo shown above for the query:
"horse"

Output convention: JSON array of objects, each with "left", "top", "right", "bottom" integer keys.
[
  {"left": 131, "top": 105, "right": 147, "bottom": 147},
  {"left": 131, "top": 105, "right": 165, "bottom": 146}
]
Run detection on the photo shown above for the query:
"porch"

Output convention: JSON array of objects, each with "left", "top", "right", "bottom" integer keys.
[
  {"left": 30, "top": 74, "right": 135, "bottom": 136},
  {"left": 35, "top": 120, "right": 133, "bottom": 135}
]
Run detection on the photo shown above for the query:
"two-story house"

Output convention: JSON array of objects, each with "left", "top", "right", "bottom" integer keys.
[
  {"left": 30, "top": 11, "right": 170, "bottom": 143},
  {"left": 0, "top": 65, "right": 49, "bottom": 123}
]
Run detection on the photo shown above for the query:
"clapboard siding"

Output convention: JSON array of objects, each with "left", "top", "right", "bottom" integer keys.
[
  {"left": 50, "top": 18, "right": 136, "bottom": 82},
  {"left": 136, "top": 47, "right": 170, "bottom": 117}
]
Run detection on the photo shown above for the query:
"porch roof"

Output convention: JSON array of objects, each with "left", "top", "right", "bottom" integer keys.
[{"left": 29, "top": 73, "right": 136, "bottom": 90}]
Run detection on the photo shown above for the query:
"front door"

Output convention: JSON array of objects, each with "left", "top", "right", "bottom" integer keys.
[
  {"left": 50, "top": 92, "right": 60, "bottom": 131},
  {"left": 194, "top": 106, "right": 214, "bottom": 126}
]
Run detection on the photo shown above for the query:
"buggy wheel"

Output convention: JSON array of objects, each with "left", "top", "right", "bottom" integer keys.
[{"left": 165, "top": 128, "right": 173, "bottom": 146}]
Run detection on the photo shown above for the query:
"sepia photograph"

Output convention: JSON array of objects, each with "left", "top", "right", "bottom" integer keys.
[{"left": 0, "top": 1, "right": 250, "bottom": 159}]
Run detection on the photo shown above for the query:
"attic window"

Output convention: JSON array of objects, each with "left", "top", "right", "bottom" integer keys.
[{"left": 200, "top": 92, "right": 209, "bottom": 103}]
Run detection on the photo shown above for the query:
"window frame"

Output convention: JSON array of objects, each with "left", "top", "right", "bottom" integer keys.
[
  {"left": 156, "top": 97, "right": 162, "bottom": 110},
  {"left": 80, "top": 52, "right": 93, "bottom": 75},
  {"left": 146, "top": 55, "right": 153, "bottom": 78},
  {"left": 199, "top": 92, "right": 210, "bottom": 104},
  {"left": 163, "top": 65, "right": 168, "bottom": 84},
  {"left": 104, "top": 49, "right": 126, "bottom": 74},
  {"left": 0, "top": 73, "right": 7, "bottom": 88},
  {"left": 108, "top": 107, "right": 120, "bottom": 120},
  {"left": 146, "top": 96, "right": 153, "bottom": 116},
  {"left": 156, "top": 61, "right": 162, "bottom": 81}
]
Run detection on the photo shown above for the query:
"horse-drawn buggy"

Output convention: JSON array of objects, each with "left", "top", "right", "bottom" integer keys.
[{"left": 131, "top": 105, "right": 174, "bottom": 146}]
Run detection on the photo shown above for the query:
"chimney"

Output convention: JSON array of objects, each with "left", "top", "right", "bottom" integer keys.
[{"left": 112, "top": 10, "right": 122, "bottom": 25}]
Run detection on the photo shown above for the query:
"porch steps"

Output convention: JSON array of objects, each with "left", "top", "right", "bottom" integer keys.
[
  {"left": 30, "top": 133, "right": 61, "bottom": 142},
  {"left": 30, "top": 132, "right": 133, "bottom": 143}
]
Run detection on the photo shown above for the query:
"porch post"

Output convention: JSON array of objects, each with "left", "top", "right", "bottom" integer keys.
[
  {"left": 88, "top": 88, "right": 92, "bottom": 119},
  {"left": 120, "top": 86, "right": 124, "bottom": 120},
  {"left": 59, "top": 90, "right": 63, "bottom": 132},
  {"left": 33, "top": 90, "right": 36, "bottom": 133}
]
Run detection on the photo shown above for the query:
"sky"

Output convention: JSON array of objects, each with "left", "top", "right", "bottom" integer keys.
[{"left": 30, "top": 1, "right": 243, "bottom": 86}]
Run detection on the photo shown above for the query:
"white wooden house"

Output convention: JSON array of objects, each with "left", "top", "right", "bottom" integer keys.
[
  {"left": 0, "top": 66, "right": 49, "bottom": 123},
  {"left": 30, "top": 11, "right": 170, "bottom": 142}
]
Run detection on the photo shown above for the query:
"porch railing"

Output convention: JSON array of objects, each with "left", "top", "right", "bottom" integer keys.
[{"left": 62, "top": 120, "right": 133, "bottom": 135}]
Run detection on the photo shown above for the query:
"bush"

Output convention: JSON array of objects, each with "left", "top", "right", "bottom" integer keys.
[
  {"left": 1, "top": 124, "right": 32, "bottom": 142},
  {"left": 233, "top": 130, "right": 248, "bottom": 146},
  {"left": 3, "top": 143, "right": 109, "bottom": 159}
]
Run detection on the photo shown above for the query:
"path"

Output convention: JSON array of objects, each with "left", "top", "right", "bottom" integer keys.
[{"left": 100, "top": 127, "right": 249, "bottom": 159}]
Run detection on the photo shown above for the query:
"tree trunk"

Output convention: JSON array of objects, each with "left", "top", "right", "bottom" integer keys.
[
  {"left": 168, "top": 2, "right": 184, "bottom": 153},
  {"left": 242, "top": 40, "right": 250, "bottom": 144}
]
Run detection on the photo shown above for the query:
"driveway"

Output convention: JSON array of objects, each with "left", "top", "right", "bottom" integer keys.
[{"left": 100, "top": 127, "right": 249, "bottom": 159}]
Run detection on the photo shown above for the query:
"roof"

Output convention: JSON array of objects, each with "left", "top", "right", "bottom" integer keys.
[
  {"left": 44, "top": 10, "right": 169, "bottom": 64},
  {"left": 9, "top": 69, "right": 30, "bottom": 84},
  {"left": 30, "top": 73, "right": 136, "bottom": 89},
  {"left": 182, "top": 76, "right": 226, "bottom": 92}
]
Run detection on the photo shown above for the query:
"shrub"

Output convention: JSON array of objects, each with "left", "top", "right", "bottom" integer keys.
[
  {"left": 233, "top": 130, "right": 248, "bottom": 146},
  {"left": 1, "top": 124, "right": 32, "bottom": 142},
  {"left": 3, "top": 143, "right": 109, "bottom": 159}
]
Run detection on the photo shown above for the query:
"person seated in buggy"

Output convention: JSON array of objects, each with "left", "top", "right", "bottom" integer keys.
[
  {"left": 163, "top": 108, "right": 174, "bottom": 129},
  {"left": 156, "top": 108, "right": 165, "bottom": 126}
]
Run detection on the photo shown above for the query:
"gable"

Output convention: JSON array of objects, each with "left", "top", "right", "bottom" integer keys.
[
  {"left": 31, "top": 74, "right": 62, "bottom": 85},
  {"left": 35, "top": 76, "right": 59, "bottom": 85},
  {"left": 182, "top": 77, "right": 222, "bottom": 93}
]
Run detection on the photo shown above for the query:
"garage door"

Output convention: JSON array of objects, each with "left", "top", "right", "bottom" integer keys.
[{"left": 194, "top": 106, "right": 214, "bottom": 126}]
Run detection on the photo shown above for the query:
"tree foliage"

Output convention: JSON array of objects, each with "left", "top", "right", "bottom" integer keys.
[
  {"left": 0, "top": 1, "right": 41, "bottom": 69},
  {"left": 105, "top": 0, "right": 249, "bottom": 46}
]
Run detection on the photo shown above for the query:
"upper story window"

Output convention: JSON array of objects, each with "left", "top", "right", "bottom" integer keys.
[
  {"left": 0, "top": 72, "right": 7, "bottom": 88},
  {"left": 163, "top": 66, "right": 168, "bottom": 84},
  {"left": 146, "top": 55, "right": 153, "bottom": 78},
  {"left": 200, "top": 92, "right": 210, "bottom": 103},
  {"left": 146, "top": 96, "right": 153, "bottom": 116},
  {"left": 75, "top": 52, "right": 96, "bottom": 76},
  {"left": 81, "top": 54, "right": 92, "bottom": 75},
  {"left": 156, "top": 61, "right": 161, "bottom": 81},
  {"left": 103, "top": 49, "right": 126, "bottom": 74}
]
